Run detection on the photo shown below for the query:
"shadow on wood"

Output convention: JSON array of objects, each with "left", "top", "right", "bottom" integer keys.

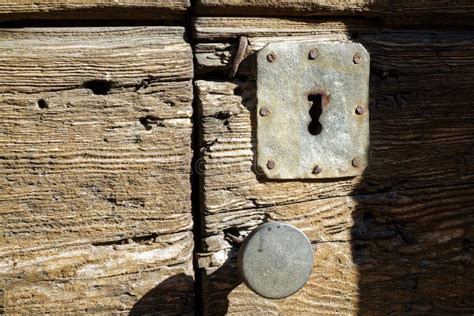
[
  {"left": 130, "top": 273, "right": 194, "bottom": 315},
  {"left": 202, "top": 251, "right": 242, "bottom": 315},
  {"left": 350, "top": 30, "right": 474, "bottom": 313}
]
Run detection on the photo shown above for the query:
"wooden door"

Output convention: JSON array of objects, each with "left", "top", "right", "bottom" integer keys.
[
  {"left": 194, "top": 1, "right": 474, "bottom": 315},
  {"left": 0, "top": 1, "right": 473, "bottom": 315},
  {"left": 0, "top": 3, "right": 195, "bottom": 313}
]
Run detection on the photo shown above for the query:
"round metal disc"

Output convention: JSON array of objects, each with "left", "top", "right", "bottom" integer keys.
[{"left": 238, "top": 222, "right": 314, "bottom": 299}]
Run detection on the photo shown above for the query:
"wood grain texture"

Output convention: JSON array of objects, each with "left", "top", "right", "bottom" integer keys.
[
  {"left": 193, "top": 17, "right": 378, "bottom": 42},
  {"left": 0, "top": 27, "right": 192, "bottom": 93},
  {"left": 0, "top": 27, "right": 194, "bottom": 314},
  {"left": 196, "top": 0, "right": 382, "bottom": 16},
  {"left": 0, "top": 0, "right": 190, "bottom": 21},
  {"left": 201, "top": 242, "right": 359, "bottom": 315},
  {"left": 196, "top": 29, "right": 474, "bottom": 314},
  {"left": 195, "top": 0, "right": 474, "bottom": 26}
]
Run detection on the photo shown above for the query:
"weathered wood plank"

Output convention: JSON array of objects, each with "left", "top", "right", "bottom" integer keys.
[
  {"left": 195, "top": 31, "right": 474, "bottom": 212},
  {"left": 0, "top": 1, "right": 190, "bottom": 20},
  {"left": 196, "top": 0, "right": 474, "bottom": 26},
  {"left": 193, "top": 17, "right": 376, "bottom": 42},
  {"left": 0, "top": 27, "right": 192, "bottom": 93},
  {"left": 196, "top": 29, "right": 474, "bottom": 314},
  {"left": 2, "top": 232, "right": 194, "bottom": 314},
  {"left": 0, "top": 27, "right": 194, "bottom": 314},
  {"left": 196, "top": 0, "right": 382, "bottom": 16},
  {"left": 202, "top": 242, "right": 359, "bottom": 315},
  {"left": 198, "top": 183, "right": 474, "bottom": 314},
  {"left": 195, "top": 72, "right": 474, "bottom": 235}
]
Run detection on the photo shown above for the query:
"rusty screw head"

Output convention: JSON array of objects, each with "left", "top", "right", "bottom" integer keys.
[
  {"left": 353, "top": 52, "right": 363, "bottom": 64},
  {"left": 267, "top": 160, "right": 276, "bottom": 170},
  {"left": 355, "top": 106, "right": 365, "bottom": 115},
  {"left": 266, "top": 52, "right": 276, "bottom": 63},
  {"left": 352, "top": 157, "right": 362, "bottom": 168},
  {"left": 308, "top": 49, "right": 319, "bottom": 60},
  {"left": 312, "top": 165, "right": 322, "bottom": 175},
  {"left": 260, "top": 107, "right": 270, "bottom": 117}
]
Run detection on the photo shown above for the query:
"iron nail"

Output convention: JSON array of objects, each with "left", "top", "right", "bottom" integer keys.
[
  {"left": 267, "top": 160, "right": 276, "bottom": 170},
  {"left": 312, "top": 165, "right": 322, "bottom": 174},
  {"left": 352, "top": 157, "right": 362, "bottom": 168},
  {"left": 308, "top": 49, "right": 319, "bottom": 60},
  {"left": 266, "top": 52, "right": 276, "bottom": 63},
  {"left": 355, "top": 106, "right": 365, "bottom": 115},
  {"left": 260, "top": 107, "right": 270, "bottom": 116},
  {"left": 353, "top": 52, "right": 363, "bottom": 64},
  {"left": 225, "top": 232, "right": 244, "bottom": 244}
]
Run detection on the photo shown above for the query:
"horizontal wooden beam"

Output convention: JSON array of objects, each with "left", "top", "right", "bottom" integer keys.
[
  {"left": 0, "top": 1, "right": 190, "bottom": 21},
  {"left": 196, "top": 0, "right": 474, "bottom": 27}
]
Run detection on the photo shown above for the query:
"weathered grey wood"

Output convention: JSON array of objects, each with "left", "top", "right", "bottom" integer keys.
[
  {"left": 196, "top": 0, "right": 383, "bottom": 16},
  {"left": 196, "top": 28, "right": 474, "bottom": 314},
  {"left": 0, "top": 1, "right": 190, "bottom": 20},
  {"left": 0, "top": 27, "right": 192, "bottom": 93},
  {"left": 0, "top": 27, "right": 194, "bottom": 314},
  {"left": 196, "top": 0, "right": 474, "bottom": 26},
  {"left": 193, "top": 17, "right": 377, "bottom": 42}
]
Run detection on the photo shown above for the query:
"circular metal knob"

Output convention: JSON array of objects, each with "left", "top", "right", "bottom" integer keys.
[{"left": 238, "top": 222, "right": 313, "bottom": 299}]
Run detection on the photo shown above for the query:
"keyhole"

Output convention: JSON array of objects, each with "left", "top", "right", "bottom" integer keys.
[{"left": 308, "top": 94, "right": 323, "bottom": 135}]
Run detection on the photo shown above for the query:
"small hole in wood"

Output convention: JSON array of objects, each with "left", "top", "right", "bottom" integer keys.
[
  {"left": 37, "top": 99, "right": 49, "bottom": 109},
  {"left": 84, "top": 79, "right": 112, "bottom": 95},
  {"left": 308, "top": 94, "right": 323, "bottom": 135},
  {"left": 139, "top": 117, "right": 153, "bottom": 130}
]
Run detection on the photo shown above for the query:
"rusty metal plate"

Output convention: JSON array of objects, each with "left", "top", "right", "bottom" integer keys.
[{"left": 257, "top": 42, "right": 370, "bottom": 179}]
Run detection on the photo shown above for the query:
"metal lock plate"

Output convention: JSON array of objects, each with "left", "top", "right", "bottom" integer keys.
[
  {"left": 238, "top": 222, "right": 313, "bottom": 299},
  {"left": 257, "top": 41, "right": 370, "bottom": 179}
]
